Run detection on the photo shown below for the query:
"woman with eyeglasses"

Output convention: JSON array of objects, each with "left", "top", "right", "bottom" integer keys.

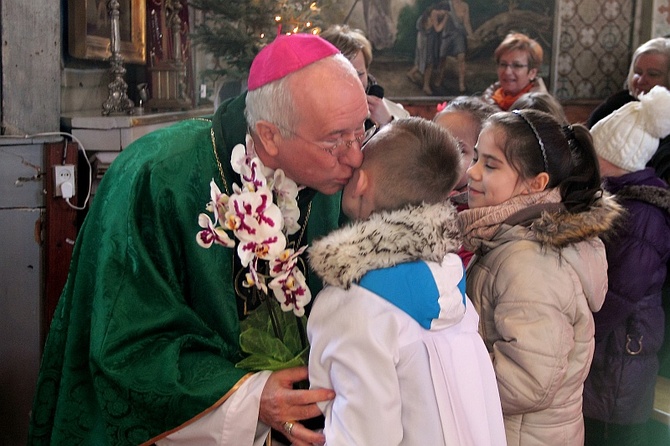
[
  {"left": 482, "top": 32, "right": 548, "bottom": 111},
  {"left": 587, "top": 36, "right": 670, "bottom": 184}
]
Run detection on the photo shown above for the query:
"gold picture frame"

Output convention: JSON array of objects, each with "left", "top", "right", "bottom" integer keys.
[{"left": 68, "top": 0, "right": 146, "bottom": 64}]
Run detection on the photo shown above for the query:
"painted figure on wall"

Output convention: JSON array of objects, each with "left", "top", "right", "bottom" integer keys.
[
  {"left": 437, "top": 0, "right": 474, "bottom": 93},
  {"left": 363, "top": 0, "right": 397, "bottom": 49},
  {"left": 406, "top": 1, "right": 472, "bottom": 95},
  {"left": 368, "top": 0, "right": 554, "bottom": 98}
]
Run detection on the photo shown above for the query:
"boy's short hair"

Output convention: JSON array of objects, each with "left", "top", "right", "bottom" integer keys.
[{"left": 363, "top": 117, "right": 462, "bottom": 211}]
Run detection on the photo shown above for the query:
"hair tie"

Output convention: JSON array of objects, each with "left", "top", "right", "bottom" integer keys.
[
  {"left": 512, "top": 110, "right": 549, "bottom": 172},
  {"left": 562, "top": 124, "right": 579, "bottom": 151}
]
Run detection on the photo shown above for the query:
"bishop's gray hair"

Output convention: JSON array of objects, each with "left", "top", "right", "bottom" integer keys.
[{"left": 245, "top": 53, "right": 356, "bottom": 137}]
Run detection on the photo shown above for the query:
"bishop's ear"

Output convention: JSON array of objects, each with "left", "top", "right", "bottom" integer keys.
[{"left": 253, "top": 121, "right": 282, "bottom": 157}]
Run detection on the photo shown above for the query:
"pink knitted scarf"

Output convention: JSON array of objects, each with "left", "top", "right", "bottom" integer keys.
[{"left": 458, "top": 189, "right": 561, "bottom": 252}]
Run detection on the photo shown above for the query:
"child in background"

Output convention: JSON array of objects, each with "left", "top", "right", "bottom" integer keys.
[
  {"left": 307, "top": 117, "right": 506, "bottom": 446},
  {"left": 583, "top": 85, "right": 670, "bottom": 446},
  {"left": 459, "top": 109, "right": 622, "bottom": 445},
  {"left": 433, "top": 96, "right": 497, "bottom": 198},
  {"left": 510, "top": 91, "right": 568, "bottom": 124},
  {"left": 433, "top": 95, "right": 496, "bottom": 266}
]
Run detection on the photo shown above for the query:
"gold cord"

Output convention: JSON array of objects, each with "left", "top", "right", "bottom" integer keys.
[
  {"left": 295, "top": 202, "right": 312, "bottom": 248},
  {"left": 210, "top": 127, "right": 231, "bottom": 195}
]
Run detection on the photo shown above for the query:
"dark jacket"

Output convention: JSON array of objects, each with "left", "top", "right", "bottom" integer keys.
[{"left": 583, "top": 168, "right": 670, "bottom": 424}]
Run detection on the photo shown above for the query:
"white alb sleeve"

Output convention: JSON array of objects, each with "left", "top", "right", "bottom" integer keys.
[{"left": 157, "top": 370, "right": 272, "bottom": 446}]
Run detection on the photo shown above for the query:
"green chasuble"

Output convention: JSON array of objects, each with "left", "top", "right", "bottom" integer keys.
[{"left": 28, "top": 93, "right": 343, "bottom": 445}]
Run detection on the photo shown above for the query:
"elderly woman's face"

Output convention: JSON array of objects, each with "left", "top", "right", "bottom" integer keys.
[
  {"left": 496, "top": 49, "right": 538, "bottom": 96},
  {"left": 631, "top": 52, "right": 670, "bottom": 97}
]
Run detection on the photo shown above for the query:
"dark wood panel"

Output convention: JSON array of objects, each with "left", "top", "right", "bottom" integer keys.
[{"left": 43, "top": 142, "right": 80, "bottom": 341}]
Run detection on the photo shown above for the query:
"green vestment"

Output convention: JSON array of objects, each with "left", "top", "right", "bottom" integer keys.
[{"left": 28, "top": 94, "right": 342, "bottom": 445}]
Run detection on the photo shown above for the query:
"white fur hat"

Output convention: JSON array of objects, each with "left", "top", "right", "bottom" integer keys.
[{"left": 591, "top": 86, "right": 670, "bottom": 172}]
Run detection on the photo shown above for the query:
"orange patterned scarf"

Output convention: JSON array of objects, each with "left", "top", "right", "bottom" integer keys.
[{"left": 491, "top": 82, "right": 535, "bottom": 111}]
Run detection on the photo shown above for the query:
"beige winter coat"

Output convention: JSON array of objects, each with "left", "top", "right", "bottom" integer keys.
[{"left": 463, "top": 196, "right": 621, "bottom": 446}]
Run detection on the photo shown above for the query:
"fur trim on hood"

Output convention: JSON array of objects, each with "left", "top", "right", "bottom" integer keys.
[
  {"left": 615, "top": 184, "right": 670, "bottom": 215},
  {"left": 530, "top": 192, "right": 624, "bottom": 249},
  {"left": 308, "top": 202, "right": 461, "bottom": 289}
]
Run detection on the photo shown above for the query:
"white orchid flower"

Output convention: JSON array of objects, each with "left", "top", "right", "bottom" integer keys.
[
  {"left": 272, "top": 169, "right": 301, "bottom": 235},
  {"left": 269, "top": 268, "right": 311, "bottom": 317},
  {"left": 196, "top": 213, "right": 234, "bottom": 248},
  {"left": 227, "top": 187, "right": 286, "bottom": 266},
  {"left": 197, "top": 134, "right": 308, "bottom": 320}
]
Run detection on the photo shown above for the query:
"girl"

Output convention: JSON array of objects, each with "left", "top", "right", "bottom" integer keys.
[
  {"left": 459, "top": 109, "right": 622, "bottom": 445},
  {"left": 584, "top": 86, "right": 670, "bottom": 446}
]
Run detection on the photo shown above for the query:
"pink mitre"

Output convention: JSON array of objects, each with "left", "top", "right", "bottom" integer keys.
[{"left": 247, "top": 33, "right": 339, "bottom": 91}]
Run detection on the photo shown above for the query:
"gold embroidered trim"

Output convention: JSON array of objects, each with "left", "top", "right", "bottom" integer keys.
[{"left": 139, "top": 372, "right": 257, "bottom": 446}]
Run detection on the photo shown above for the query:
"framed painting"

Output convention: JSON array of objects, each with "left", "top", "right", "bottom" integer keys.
[
  {"left": 68, "top": 0, "right": 146, "bottom": 64},
  {"left": 329, "top": 0, "right": 556, "bottom": 99}
]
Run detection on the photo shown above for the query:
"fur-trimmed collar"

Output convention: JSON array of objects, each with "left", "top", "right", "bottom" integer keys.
[
  {"left": 308, "top": 202, "right": 461, "bottom": 289},
  {"left": 521, "top": 192, "right": 624, "bottom": 249},
  {"left": 615, "top": 184, "right": 670, "bottom": 215}
]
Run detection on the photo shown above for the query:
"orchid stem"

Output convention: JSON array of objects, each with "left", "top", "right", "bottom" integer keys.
[
  {"left": 265, "top": 293, "right": 283, "bottom": 341},
  {"left": 296, "top": 315, "right": 307, "bottom": 351}
]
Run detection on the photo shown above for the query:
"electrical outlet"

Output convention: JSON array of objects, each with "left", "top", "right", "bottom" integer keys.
[{"left": 54, "top": 165, "right": 76, "bottom": 198}]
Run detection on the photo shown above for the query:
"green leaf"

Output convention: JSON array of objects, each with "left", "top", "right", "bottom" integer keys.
[
  {"left": 235, "top": 302, "right": 309, "bottom": 371},
  {"left": 239, "top": 327, "right": 293, "bottom": 361},
  {"left": 236, "top": 347, "right": 307, "bottom": 371}
]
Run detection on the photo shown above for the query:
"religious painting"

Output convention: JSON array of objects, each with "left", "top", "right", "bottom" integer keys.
[
  {"left": 68, "top": 0, "right": 146, "bottom": 64},
  {"left": 332, "top": 0, "right": 556, "bottom": 99},
  {"left": 652, "top": 0, "right": 670, "bottom": 38}
]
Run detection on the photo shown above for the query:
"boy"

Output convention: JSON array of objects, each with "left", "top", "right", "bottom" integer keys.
[{"left": 307, "top": 117, "right": 506, "bottom": 445}]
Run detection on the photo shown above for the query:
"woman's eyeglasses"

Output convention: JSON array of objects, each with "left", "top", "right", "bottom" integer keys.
[{"left": 497, "top": 62, "right": 529, "bottom": 71}]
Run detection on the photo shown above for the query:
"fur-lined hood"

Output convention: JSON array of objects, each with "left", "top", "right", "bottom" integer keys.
[
  {"left": 308, "top": 202, "right": 461, "bottom": 289},
  {"left": 615, "top": 184, "right": 670, "bottom": 215},
  {"left": 513, "top": 192, "right": 624, "bottom": 250}
]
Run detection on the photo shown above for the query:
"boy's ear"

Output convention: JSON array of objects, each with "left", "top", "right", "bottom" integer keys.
[
  {"left": 528, "top": 172, "right": 550, "bottom": 192},
  {"left": 352, "top": 169, "right": 370, "bottom": 198},
  {"left": 254, "top": 121, "right": 281, "bottom": 157}
]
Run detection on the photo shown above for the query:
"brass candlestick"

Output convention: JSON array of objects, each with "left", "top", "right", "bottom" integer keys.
[{"left": 102, "top": 0, "right": 135, "bottom": 115}]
